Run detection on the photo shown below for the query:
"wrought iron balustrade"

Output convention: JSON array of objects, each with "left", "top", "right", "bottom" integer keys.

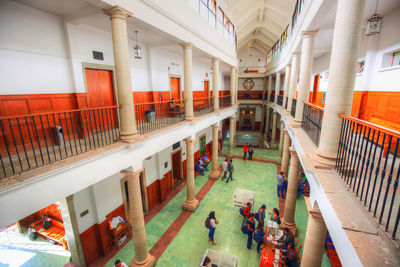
[
  {"left": 193, "top": 97, "right": 214, "bottom": 116},
  {"left": 301, "top": 102, "right": 323, "bottom": 146},
  {"left": 219, "top": 95, "right": 232, "bottom": 108},
  {"left": 336, "top": 114, "right": 400, "bottom": 240},
  {"left": 0, "top": 106, "right": 120, "bottom": 178},
  {"left": 277, "top": 95, "right": 283, "bottom": 106},
  {"left": 290, "top": 99, "right": 297, "bottom": 117}
]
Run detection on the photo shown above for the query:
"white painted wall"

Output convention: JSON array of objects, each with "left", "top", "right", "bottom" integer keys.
[
  {"left": 73, "top": 186, "right": 98, "bottom": 233},
  {"left": 0, "top": 0, "right": 73, "bottom": 94},
  {"left": 238, "top": 48, "right": 266, "bottom": 73}
]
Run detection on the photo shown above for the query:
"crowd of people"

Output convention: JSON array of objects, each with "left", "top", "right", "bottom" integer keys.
[{"left": 194, "top": 155, "right": 210, "bottom": 175}]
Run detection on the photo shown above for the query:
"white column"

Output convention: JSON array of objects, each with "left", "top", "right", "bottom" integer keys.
[
  {"left": 213, "top": 58, "right": 220, "bottom": 110},
  {"left": 209, "top": 124, "right": 220, "bottom": 179},
  {"left": 267, "top": 75, "right": 273, "bottom": 102},
  {"left": 125, "top": 169, "right": 156, "bottom": 267},
  {"left": 228, "top": 116, "right": 235, "bottom": 157},
  {"left": 287, "top": 54, "right": 300, "bottom": 113},
  {"left": 183, "top": 137, "right": 199, "bottom": 211},
  {"left": 183, "top": 42, "right": 194, "bottom": 120},
  {"left": 274, "top": 72, "right": 281, "bottom": 103},
  {"left": 230, "top": 67, "right": 235, "bottom": 105},
  {"left": 294, "top": 31, "right": 318, "bottom": 123},
  {"left": 104, "top": 6, "right": 139, "bottom": 142},
  {"left": 316, "top": 0, "right": 366, "bottom": 165},
  {"left": 283, "top": 64, "right": 291, "bottom": 108},
  {"left": 235, "top": 67, "right": 239, "bottom": 104}
]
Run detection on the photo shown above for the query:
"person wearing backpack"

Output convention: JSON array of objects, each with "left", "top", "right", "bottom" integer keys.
[
  {"left": 246, "top": 213, "right": 256, "bottom": 249},
  {"left": 226, "top": 159, "right": 234, "bottom": 183},
  {"left": 248, "top": 145, "right": 254, "bottom": 160},
  {"left": 255, "top": 204, "right": 266, "bottom": 225},
  {"left": 205, "top": 211, "right": 218, "bottom": 245},
  {"left": 253, "top": 224, "right": 266, "bottom": 253}
]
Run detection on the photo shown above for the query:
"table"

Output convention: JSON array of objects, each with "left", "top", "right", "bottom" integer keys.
[
  {"left": 199, "top": 249, "right": 237, "bottom": 267},
  {"left": 233, "top": 188, "right": 255, "bottom": 208},
  {"left": 259, "top": 229, "right": 284, "bottom": 267}
]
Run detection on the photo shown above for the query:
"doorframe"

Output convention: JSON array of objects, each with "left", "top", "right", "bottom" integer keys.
[
  {"left": 170, "top": 147, "right": 183, "bottom": 182},
  {"left": 81, "top": 62, "right": 119, "bottom": 107},
  {"left": 203, "top": 79, "right": 210, "bottom": 98},
  {"left": 199, "top": 134, "right": 207, "bottom": 157},
  {"left": 120, "top": 168, "right": 149, "bottom": 222},
  {"left": 169, "top": 74, "right": 182, "bottom": 100}
]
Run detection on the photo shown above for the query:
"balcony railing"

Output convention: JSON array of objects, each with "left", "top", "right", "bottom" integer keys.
[
  {"left": 135, "top": 99, "right": 185, "bottom": 135},
  {"left": 291, "top": 99, "right": 297, "bottom": 118},
  {"left": 193, "top": 97, "right": 214, "bottom": 116},
  {"left": 219, "top": 95, "right": 232, "bottom": 108},
  {"left": 277, "top": 95, "right": 283, "bottom": 106},
  {"left": 336, "top": 114, "right": 400, "bottom": 240},
  {"left": 301, "top": 102, "right": 323, "bottom": 146},
  {"left": 0, "top": 106, "right": 120, "bottom": 178}
]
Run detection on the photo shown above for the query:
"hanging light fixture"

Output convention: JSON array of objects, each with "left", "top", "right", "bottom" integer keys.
[
  {"left": 366, "top": 0, "right": 382, "bottom": 36},
  {"left": 134, "top": 30, "right": 142, "bottom": 59}
]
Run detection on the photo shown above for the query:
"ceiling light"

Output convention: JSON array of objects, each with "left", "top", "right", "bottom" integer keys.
[
  {"left": 134, "top": 30, "right": 142, "bottom": 59},
  {"left": 366, "top": 0, "right": 382, "bottom": 36}
]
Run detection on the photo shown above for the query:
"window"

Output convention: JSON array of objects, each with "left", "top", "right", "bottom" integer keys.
[
  {"left": 357, "top": 61, "right": 365, "bottom": 73},
  {"left": 391, "top": 51, "right": 400, "bottom": 67}
]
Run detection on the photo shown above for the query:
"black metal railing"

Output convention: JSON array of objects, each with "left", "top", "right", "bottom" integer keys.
[
  {"left": 291, "top": 99, "right": 297, "bottom": 117},
  {"left": 336, "top": 114, "right": 400, "bottom": 240},
  {"left": 301, "top": 102, "right": 323, "bottom": 146},
  {"left": 194, "top": 97, "right": 214, "bottom": 117},
  {"left": 135, "top": 99, "right": 185, "bottom": 135},
  {"left": 0, "top": 106, "right": 120, "bottom": 178},
  {"left": 219, "top": 95, "right": 232, "bottom": 108},
  {"left": 285, "top": 97, "right": 288, "bottom": 109},
  {"left": 277, "top": 95, "right": 283, "bottom": 106}
]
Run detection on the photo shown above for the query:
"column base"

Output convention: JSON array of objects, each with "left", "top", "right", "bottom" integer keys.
[
  {"left": 120, "top": 131, "right": 140, "bottom": 143},
  {"left": 271, "top": 141, "right": 278, "bottom": 150},
  {"left": 130, "top": 253, "right": 156, "bottom": 267},
  {"left": 291, "top": 120, "right": 301, "bottom": 128},
  {"left": 281, "top": 218, "right": 297, "bottom": 236},
  {"left": 312, "top": 149, "right": 336, "bottom": 169},
  {"left": 208, "top": 170, "right": 221, "bottom": 180},
  {"left": 276, "top": 155, "right": 282, "bottom": 164},
  {"left": 227, "top": 151, "right": 235, "bottom": 158},
  {"left": 183, "top": 198, "right": 199, "bottom": 212},
  {"left": 185, "top": 115, "right": 196, "bottom": 122}
]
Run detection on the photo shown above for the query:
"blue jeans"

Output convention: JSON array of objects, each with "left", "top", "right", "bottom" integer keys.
[
  {"left": 209, "top": 227, "right": 215, "bottom": 241},
  {"left": 243, "top": 152, "right": 247, "bottom": 160},
  {"left": 249, "top": 152, "right": 253, "bottom": 160},
  {"left": 277, "top": 185, "right": 285, "bottom": 197},
  {"left": 247, "top": 232, "right": 253, "bottom": 249},
  {"left": 226, "top": 171, "right": 233, "bottom": 182},
  {"left": 257, "top": 240, "right": 263, "bottom": 253}
]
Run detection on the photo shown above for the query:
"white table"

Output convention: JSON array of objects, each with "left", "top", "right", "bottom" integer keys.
[
  {"left": 199, "top": 249, "right": 237, "bottom": 267},
  {"left": 233, "top": 188, "right": 255, "bottom": 208}
]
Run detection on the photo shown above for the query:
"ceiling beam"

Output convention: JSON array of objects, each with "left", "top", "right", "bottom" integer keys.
[{"left": 258, "top": 0, "right": 265, "bottom": 23}]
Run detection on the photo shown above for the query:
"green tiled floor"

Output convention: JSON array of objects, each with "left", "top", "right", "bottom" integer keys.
[
  {"left": 107, "top": 145, "right": 331, "bottom": 267},
  {"left": 221, "top": 139, "right": 279, "bottom": 161}
]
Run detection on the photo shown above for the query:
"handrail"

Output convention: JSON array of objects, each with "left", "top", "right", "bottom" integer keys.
[
  {"left": 0, "top": 106, "right": 121, "bottom": 120},
  {"left": 193, "top": 96, "right": 216, "bottom": 101},
  {"left": 338, "top": 114, "right": 400, "bottom": 139},
  {"left": 303, "top": 101, "right": 324, "bottom": 112},
  {"left": 134, "top": 99, "right": 187, "bottom": 105}
]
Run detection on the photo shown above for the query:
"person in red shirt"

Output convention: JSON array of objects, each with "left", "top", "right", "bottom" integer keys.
[
  {"left": 243, "top": 143, "right": 248, "bottom": 160},
  {"left": 241, "top": 202, "right": 252, "bottom": 226}
]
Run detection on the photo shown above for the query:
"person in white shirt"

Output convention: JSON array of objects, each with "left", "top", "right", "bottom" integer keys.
[
  {"left": 207, "top": 211, "right": 219, "bottom": 245},
  {"left": 115, "top": 259, "right": 128, "bottom": 267},
  {"left": 221, "top": 158, "right": 228, "bottom": 180}
]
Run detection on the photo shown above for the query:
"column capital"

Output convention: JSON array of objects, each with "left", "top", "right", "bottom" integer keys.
[
  {"left": 213, "top": 58, "right": 220, "bottom": 63},
  {"left": 103, "top": 6, "right": 132, "bottom": 19},
  {"left": 121, "top": 168, "right": 143, "bottom": 179},
  {"left": 230, "top": 115, "right": 235, "bottom": 120},
  {"left": 181, "top": 42, "right": 194, "bottom": 48},
  {"left": 309, "top": 209, "right": 324, "bottom": 222},
  {"left": 301, "top": 30, "right": 319, "bottom": 38},
  {"left": 185, "top": 137, "right": 196, "bottom": 143},
  {"left": 212, "top": 124, "right": 219, "bottom": 129},
  {"left": 290, "top": 148, "right": 298, "bottom": 157}
]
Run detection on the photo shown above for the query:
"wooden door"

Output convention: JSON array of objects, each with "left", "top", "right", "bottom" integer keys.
[
  {"left": 200, "top": 135, "right": 206, "bottom": 157},
  {"left": 171, "top": 150, "right": 182, "bottom": 181},
  {"left": 312, "top": 74, "right": 320, "bottom": 104},
  {"left": 85, "top": 69, "right": 116, "bottom": 132},
  {"left": 170, "top": 78, "right": 180, "bottom": 101}
]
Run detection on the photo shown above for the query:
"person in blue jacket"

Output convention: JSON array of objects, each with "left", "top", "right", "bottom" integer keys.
[
  {"left": 255, "top": 204, "right": 266, "bottom": 225},
  {"left": 254, "top": 224, "right": 266, "bottom": 253},
  {"left": 246, "top": 213, "right": 256, "bottom": 249}
]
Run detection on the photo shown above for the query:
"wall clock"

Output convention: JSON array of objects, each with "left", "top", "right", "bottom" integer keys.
[{"left": 243, "top": 78, "right": 255, "bottom": 91}]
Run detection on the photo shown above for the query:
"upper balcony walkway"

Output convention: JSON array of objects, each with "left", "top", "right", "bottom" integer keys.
[
  {"left": 0, "top": 96, "right": 236, "bottom": 228},
  {"left": 268, "top": 99, "right": 400, "bottom": 266}
]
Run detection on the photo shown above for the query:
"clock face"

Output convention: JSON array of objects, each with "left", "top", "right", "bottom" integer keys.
[{"left": 243, "top": 79, "right": 255, "bottom": 91}]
